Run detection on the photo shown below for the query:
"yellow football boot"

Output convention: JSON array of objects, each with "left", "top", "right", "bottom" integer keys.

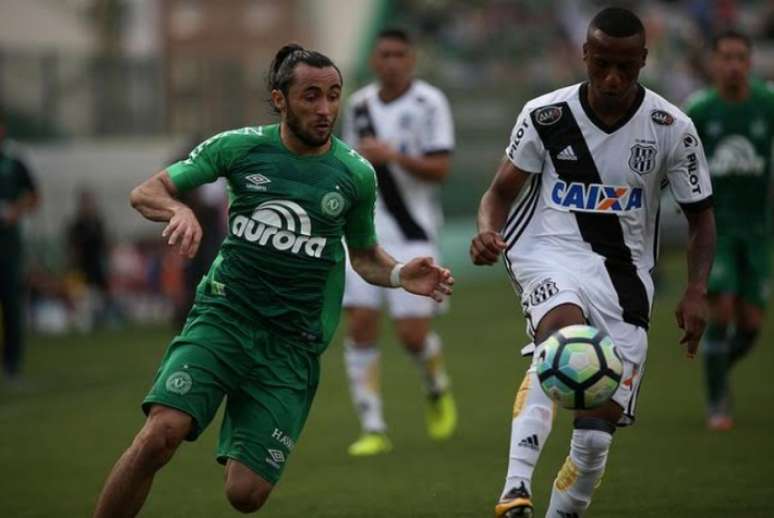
[
  {"left": 347, "top": 432, "right": 392, "bottom": 457},
  {"left": 426, "top": 391, "right": 458, "bottom": 440}
]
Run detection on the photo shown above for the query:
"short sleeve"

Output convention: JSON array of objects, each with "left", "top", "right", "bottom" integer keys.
[
  {"left": 345, "top": 163, "right": 378, "bottom": 249},
  {"left": 167, "top": 132, "right": 231, "bottom": 192},
  {"left": 505, "top": 105, "right": 546, "bottom": 174},
  {"left": 666, "top": 122, "right": 713, "bottom": 212},
  {"left": 419, "top": 92, "right": 455, "bottom": 154},
  {"left": 342, "top": 100, "right": 358, "bottom": 147}
]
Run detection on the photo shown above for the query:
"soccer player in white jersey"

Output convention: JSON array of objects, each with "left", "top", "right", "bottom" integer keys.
[
  {"left": 470, "top": 8, "right": 716, "bottom": 518},
  {"left": 341, "top": 28, "right": 457, "bottom": 456}
]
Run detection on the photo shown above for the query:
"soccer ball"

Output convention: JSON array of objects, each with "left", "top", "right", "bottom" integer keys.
[{"left": 536, "top": 325, "right": 623, "bottom": 410}]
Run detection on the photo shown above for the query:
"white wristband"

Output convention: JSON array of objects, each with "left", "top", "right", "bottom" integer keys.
[{"left": 389, "top": 263, "right": 404, "bottom": 288}]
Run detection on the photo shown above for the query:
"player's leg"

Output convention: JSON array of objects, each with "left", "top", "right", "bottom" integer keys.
[
  {"left": 0, "top": 255, "right": 24, "bottom": 380},
  {"left": 545, "top": 324, "right": 646, "bottom": 518},
  {"left": 93, "top": 405, "right": 193, "bottom": 518},
  {"left": 223, "top": 460, "right": 273, "bottom": 513},
  {"left": 702, "top": 235, "right": 739, "bottom": 429},
  {"left": 342, "top": 259, "right": 391, "bottom": 455},
  {"left": 730, "top": 301, "right": 764, "bottom": 366},
  {"left": 393, "top": 315, "right": 456, "bottom": 440},
  {"left": 730, "top": 239, "right": 769, "bottom": 367},
  {"left": 94, "top": 308, "right": 238, "bottom": 517},
  {"left": 217, "top": 330, "right": 319, "bottom": 512},
  {"left": 496, "top": 303, "right": 584, "bottom": 518}
]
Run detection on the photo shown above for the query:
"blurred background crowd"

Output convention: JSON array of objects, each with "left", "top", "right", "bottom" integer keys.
[{"left": 1, "top": 0, "right": 773, "bottom": 336}]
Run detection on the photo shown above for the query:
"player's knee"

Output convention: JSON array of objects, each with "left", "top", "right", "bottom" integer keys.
[
  {"left": 397, "top": 328, "right": 426, "bottom": 352},
  {"left": 133, "top": 408, "right": 190, "bottom": 469},
  {"left": 225, "top": 479, "right": 271, "bottom": 513},
  {"left": 571, "top": 417, "right": 614, "bottom": 471}
]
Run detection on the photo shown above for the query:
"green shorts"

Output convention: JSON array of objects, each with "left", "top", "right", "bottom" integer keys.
[
  {"left": 708, "top": 233, "right": 771, "bottom": 307},
  {"left": 142, "top": 304, "right": 320, "bottom": 484}
]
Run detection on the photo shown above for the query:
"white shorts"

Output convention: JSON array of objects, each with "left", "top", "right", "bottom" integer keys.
[
  {"left": 343, "top": 241, "right": 446, "bottom": 319},
  {"left": 509, "top": 256, "right": 652, "bottom": 426}
]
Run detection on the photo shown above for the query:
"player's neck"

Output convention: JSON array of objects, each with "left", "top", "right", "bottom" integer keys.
[
  {"left": 717, "top": 82, "right": 750, "bottom": 103},
  {"left": 280, "top": 124, "right": 331, "bottom": 156},
  {"left": 378, "top": 80, "right": 412, "bottom": 103},
  {"left": 586, "top": 85, "right": 641, "bottom": 127}
]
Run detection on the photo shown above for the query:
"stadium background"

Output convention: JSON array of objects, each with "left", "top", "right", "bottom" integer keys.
[{"left": 1, "top": 0, "right": 773, "bottom": 516}]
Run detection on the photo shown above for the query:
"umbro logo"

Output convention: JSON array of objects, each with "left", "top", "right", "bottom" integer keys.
[
  {"left": 517, "top": 434, "right": 540, "bottom": 451},
  {"left": 246, "top": 173, "right": 271, "bottom": 191},
  {"left": 267, "top": 449, "right": 286, "bottom": 464},
  {"left": 556, "top": 146, "right": 578, "bottom": 161}
]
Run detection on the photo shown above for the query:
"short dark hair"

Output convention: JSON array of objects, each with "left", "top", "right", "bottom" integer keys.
[
  {"left": 267, "top": 44, "right": 342, "bottom": 112},
  {"left": 376, "top": 28, "right": 412, "bottom": 45},
  {"left": 588, "top": 7, "right": 645, "bottom": 40},
  {"left": 712, "top": 29, "right": 752, "bottom": 51}
]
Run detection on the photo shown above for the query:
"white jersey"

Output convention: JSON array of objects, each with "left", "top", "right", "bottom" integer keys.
[
  {"left": 504, "top": 82, "right": 712, "bottom": 329},
  {"left": 343, "top": 79, "right": 454, "bottom": 244}
]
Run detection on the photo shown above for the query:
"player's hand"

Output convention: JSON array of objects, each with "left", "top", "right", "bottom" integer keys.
[
  {"left": 675, "top": 285, "right": 707, "bottom": 359},
  {"left": 162, "top": 206, "right": 202, "bottom": 259},
  {"left": 358, "top": 137, "right": 397, "bottom": 166},
  {"left": 399, "top": 257, "right": 454, "bottom": 302},
  {"left": 470, "top": 230, "right": 507, "bottom": 265}
]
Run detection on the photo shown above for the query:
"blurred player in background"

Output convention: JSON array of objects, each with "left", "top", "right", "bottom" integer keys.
[
  {"left": 686, "top": 31, "right": 774, "bottom": 431},
  {"left": 93, "top": 44, "right": 453, "bottom": 517},
  {"left": 341, "top": 28, "right": 457, "bottom": 456},
  {"left": 471, "top": 8, "right": 715, "bottom": 517},
  {"left": 0, "top": 111, "right": 39, "bottom": 385}
]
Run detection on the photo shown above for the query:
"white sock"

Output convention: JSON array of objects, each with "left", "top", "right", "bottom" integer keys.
[
  {"left": 408, "top": 332, "right": 450, "bottom": 397},
  {"left": 501, "top": 368, "right": 555, "bottom": 499},
  {"left": 546, "top": 422, "right": 613, "bottom": 517},
  {"left": 344, "top": 341, "right": 386, "bottom": 433}
]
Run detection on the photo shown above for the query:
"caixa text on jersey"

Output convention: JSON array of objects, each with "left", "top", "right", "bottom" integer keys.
[{"left": 551, "top": 180, "right": 643, "bottom": 213}]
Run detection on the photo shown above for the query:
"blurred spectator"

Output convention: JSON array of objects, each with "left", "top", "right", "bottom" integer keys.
[
  {"left": 0, "top": 111, "right": 40, "bottom": 383},
  {"left": 66, "top": 188, "right": 122, "bottom": 330}
]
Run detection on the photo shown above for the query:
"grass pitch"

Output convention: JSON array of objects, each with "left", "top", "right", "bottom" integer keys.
[{"left": 1, "top": 252, "right": 772, "bottom": 517}]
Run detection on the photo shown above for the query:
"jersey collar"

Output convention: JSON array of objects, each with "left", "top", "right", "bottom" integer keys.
[{"left": 579, "top": 82, "right": 645, "bottom": 134}]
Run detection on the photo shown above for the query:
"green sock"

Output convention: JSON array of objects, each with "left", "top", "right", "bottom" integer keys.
[{"left": 729, "top": 329, "right": 758, "bottom": 367}]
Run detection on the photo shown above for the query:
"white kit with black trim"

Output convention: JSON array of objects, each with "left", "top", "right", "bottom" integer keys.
[
  {"left": 504, "top": 82, "right": 713, "bottom": 424},
  {"left": 343, "top": 80, "right": 455, "bottom": 244}
]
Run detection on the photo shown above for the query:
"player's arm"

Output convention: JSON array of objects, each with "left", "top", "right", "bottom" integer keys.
[
  {"left": 348, "top": 245, "right": 454, "bottom": 302},
  {"left": 676, "top": 206, "right": 715, "bottom": 358},
  {"left": 470, "top": 159, "right": 532, "bottom": 265},
  {"left": 358, "top": 138, "right": 450, "bottom": 182},
  {"left": 667, "top": 120, "right": 716, "bottom": 357},
  {"left": 129, "top": 170, "right": 202, "bottom": 259}
]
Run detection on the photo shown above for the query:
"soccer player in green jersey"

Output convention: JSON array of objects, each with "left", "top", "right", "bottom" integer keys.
[
  {"left": 93, "top": 45, "right": 454, "bottom": 517},
  {"left": 686, "top": 30, "right": 774, "bottom": 431}
]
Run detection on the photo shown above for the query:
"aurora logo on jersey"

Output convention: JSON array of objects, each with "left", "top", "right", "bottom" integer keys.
[
  {"left": 551, "top": 181, "right": 643, "bottom": 213},
  {"left": 231, "top": 200, "right": 327, "bottom": 258}
]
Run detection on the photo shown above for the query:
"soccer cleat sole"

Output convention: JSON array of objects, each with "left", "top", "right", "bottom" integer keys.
[{"left": 495, "top": 498, "right": 533, "bottom": 518}]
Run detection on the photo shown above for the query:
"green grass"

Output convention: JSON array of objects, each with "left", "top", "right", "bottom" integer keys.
[{"left": 1, "top": 252, "right": 773, "bottom": 517}]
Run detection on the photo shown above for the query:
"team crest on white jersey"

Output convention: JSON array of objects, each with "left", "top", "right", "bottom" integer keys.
[{"left": 628, "top": 144, "right": 657, "bottom": 175}]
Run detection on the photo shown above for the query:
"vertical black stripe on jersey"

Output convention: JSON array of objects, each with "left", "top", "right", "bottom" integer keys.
[
  {"left": 530, "top": 103, "right": 650, "bottom": 329},
  {"left": 352, "top": 102, "right": 428, "bottom": 241}
]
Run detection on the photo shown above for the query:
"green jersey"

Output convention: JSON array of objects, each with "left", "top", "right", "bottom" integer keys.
[
  {"left": 685, "top": 80, "right": 774, "bottom": 234},
  {"left": 0, "top": 142, "right": 37, "bottom": 254},
  {"left": 167, "top": 124, "right": 377, "bottom": 353}
]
